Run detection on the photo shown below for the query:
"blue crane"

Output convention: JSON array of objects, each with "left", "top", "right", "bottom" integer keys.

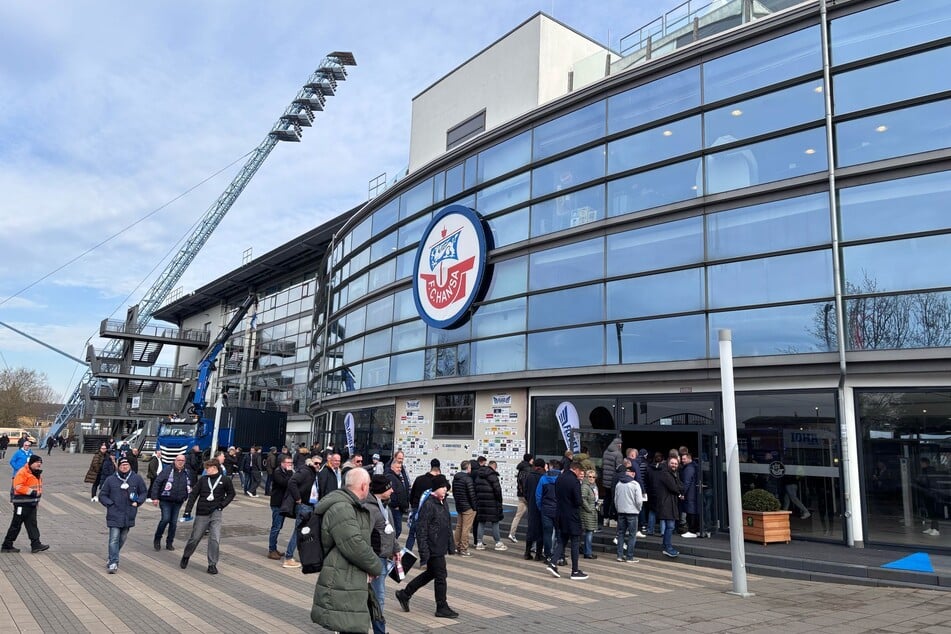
[{"left": 44, "top": 51, "right": 356, "bottom": 444}]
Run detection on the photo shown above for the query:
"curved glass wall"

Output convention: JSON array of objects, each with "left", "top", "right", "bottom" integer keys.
[{"left": 311, "top": 0, "right": 951, "bottom": 397}]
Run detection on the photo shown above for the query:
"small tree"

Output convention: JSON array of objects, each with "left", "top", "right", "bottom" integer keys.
[{"left": 742, "top": 488, "right": 781, "bottom": 512}]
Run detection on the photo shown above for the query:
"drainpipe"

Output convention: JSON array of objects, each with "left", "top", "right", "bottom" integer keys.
[{"left": 819, "top": 0, "right": 856, "bottom": 547}]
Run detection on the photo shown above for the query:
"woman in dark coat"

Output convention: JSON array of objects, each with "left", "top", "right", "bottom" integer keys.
[
  {"left": 84, "top": 443, "right": 115, "bottom": 502},
  {"left": 522, "top": 459, "right": 546, "bottom": 560},
  {"left": 680, "top": 453, "right": 700, "bottom": 536},
  {"left": 473, "top": 462, "right": 506, "bottom": 549},
  {"left": 656, "top": 456, "right": 684, "bottom": 558}
]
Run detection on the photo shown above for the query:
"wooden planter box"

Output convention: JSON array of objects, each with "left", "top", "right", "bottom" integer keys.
[{"left": 742, "top": 510, "right": 791, "bottom": 544}]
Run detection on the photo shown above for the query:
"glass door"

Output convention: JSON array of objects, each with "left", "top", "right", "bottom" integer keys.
[{"left": 700, "top": 430, "right": 723, "bottom": 536}]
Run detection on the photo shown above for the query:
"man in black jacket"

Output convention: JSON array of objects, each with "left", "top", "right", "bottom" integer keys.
[
  {"left": 150, "top": 454, "right": 191, "bottom": 551},
  {"left": 451, "top": 460, "right": 477, "bottom": 557},
  {"left": 395, "top": 474, "right": 458, "bottom": 619},
  {"left": 180, "top": 460, "right": 236, "bottom": 574},
  {"left": 267, "top": 454, "right": 295, "bottom": 561},
  {"left": 547, "top": 460, "right": 588, "bottom": 580},
  {"left": 406, "top": 458, "right": 440, "bottom": 551},
  {"left": 317, "top": 453, "right": 342, "bottom": 499},
  {"left": 282, "top": 457, "right": 319, "bottom": 569},
  {"left": 509, "top": 453, "right": 533, "bottom": 543},
  {"left": 523, "top": 458, "right": 547, "bottom": 561},
  {"left": 385, "top": 451, "right": 411, "bottom": 538}
]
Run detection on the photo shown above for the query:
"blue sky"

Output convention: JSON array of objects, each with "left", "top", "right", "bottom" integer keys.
[{"left": 0, "top": 0, "right": 677, "bottom": 401}]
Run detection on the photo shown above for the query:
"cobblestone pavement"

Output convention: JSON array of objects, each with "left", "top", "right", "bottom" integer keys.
[{"left": 1, "top": 452, "right": 950, "bottom": 633}]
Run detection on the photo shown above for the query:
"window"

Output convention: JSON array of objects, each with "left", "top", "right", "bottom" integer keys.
[
  {"left": 608, "top": 66, "right": 700, "bottom": 134},
  {"left": 607, "top": 268, "right": 704, "bottom": 321},
  {"left": 606, "top": 216, "right": 703, "bottom": 277},
  {"left": 478, "top": 132, "right": 531, "bottom": 183},
  {"left": 399, "top": 178, "right": 434, "bottom": 221},
  {"left": 447, "top": 111, "right": 486, "bottom": 151},
  {"left": 472, "top": 335, "right": 525, "bottom": 374},
  {"left": 532, "top": 146, "right": 605, "bottom": 198},
  {"left": 709, "top": 302, "right": 836, "bottom": 356},
  {"left": 533, "top": 101, "right": 606, "bottom": 161},
  {"left": 843, "top": 233, "right": 951, "bottom": 294},
  {"left": 433, "top": 392, "right": 475, "bottom": 437},
  {"left": 371, "top": 199, "right": 399, "bottom": 237},
  {"left": 476, "top": 172, "right": 531, "bottom": 215},
  {"left": 528, "top": 325, "right": 603, "bottom": 369},
  {"left": 530, "top": 184, "right": 604, "bottom": 237},
  {"left": 839, "top": 170, "right": 951, "bottom": 242},
  {"left": 608, "top": 115, "right": 701, "bottom": 174},
  {"left": 528, "top": 284, "right": 603, "bottom": 330},
  {"left": 705, "top": 81, "right": 825, "bottom": 148},
  {"left": 831, "top": 0, "right": 951, "bottom": 66},
  {"left": 487, "top": 206, "right": 529, "bottom": 248},
  {"left": 708, "top": 250, "right": 834, "bottom": 309},
  {"left": 834, "top": 46, "right": 951, "bottom": 115},
  {"left": 705, "top": 127, "right": 828, "bottom": 194},
  {"left": 836, "top": 99, "right": 951, "bottom": 168},
  {"left": 529, "top": 237, "right": 604, "bottom": 291},
  {"left": 607, "top": 158, "right": 701, "bottom": 218},
  {"left": 607, "top": 314, "right": 707, "bottom": 364}
]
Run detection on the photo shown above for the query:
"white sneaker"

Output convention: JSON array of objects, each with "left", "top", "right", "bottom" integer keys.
[
  {"left": 922, "top": 528, "right": 932, "bottom": 534},
  {"left": 91, "top": 496, "right": 98, "bottom": 503},
  {"left": 508, "top": 534, "right": 518, "bottom": 544},
  {"left": 681, "top": 532, "right": 698, "bottom": 538},
  {"left": 494, "top": 542, "right": 508, "bottom": 551},
  {"left": 801, "top": 511, "right": 811, "bottom": 519},
  {"left": 475, "top": 543, "right": 486, "bottom": 551},
  {"left": 145, "top": 498, "right": 152, "bottom": 504},
  {"left": 636, "top": 531, "right": 646, "bottom": 538}
]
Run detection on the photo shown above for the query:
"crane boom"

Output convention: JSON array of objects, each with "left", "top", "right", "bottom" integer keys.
[{"left": 45, "top": 52, "right": 356, "bottom": 444}]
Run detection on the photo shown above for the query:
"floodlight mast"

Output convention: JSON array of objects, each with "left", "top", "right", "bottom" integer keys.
[{"left": 44, "top": 52, "right": 356, "bottom": 443}]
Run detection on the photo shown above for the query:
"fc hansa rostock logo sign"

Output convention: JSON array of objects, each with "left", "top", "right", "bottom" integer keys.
[{"left": 413, "top": 205, "right": 489, "bottom": 329}]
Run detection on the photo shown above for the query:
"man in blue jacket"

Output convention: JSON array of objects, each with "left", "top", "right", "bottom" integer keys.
[
  {"left": 535, "top": 459, "right": 561, "bottom": 563},
  {"left": 99, "top": 458, "right": 148, "bottom": 573},
  {"left": 9, "top": 440, "right": 32, "bottom": 477}
]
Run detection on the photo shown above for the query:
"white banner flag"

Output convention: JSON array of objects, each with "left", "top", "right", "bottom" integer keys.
[
  {"left": 344, "top": 413, "right": 355, "bottom": 455},
  {"left": 555, "top": 401, "right": 580, "bottom": 453}
]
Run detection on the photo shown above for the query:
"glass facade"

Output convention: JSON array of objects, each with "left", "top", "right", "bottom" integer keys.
[{"left": 300, "top": 0, "right": 951, "bottom": 551}]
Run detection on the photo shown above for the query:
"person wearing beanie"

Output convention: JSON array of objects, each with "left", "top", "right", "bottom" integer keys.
[
  {"left": 395, "top": 473, "right": 458, "bottom": 619},
  {"left": 99, "top": 457, "right": 148, "bottom": 573},
  {"left": 364, "top": 474, "right": 400, "bottom": 634},
  {"left": 406, "top": 458, "right": 441, "bottom": 551},
  {"left": 3, "top": 455, "right": 48, "bottom": 554},
  {"left": 368, "top": 453, "right": 385, "bottom": 476}
]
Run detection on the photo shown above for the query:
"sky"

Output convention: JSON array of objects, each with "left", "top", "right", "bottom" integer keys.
[{"left": 0, "top": 0, "right": 679, "bottom": 402}]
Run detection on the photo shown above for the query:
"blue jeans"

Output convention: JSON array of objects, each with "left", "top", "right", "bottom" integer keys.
[
  {"left": 154, "top": 500, "right": 183, "bottom": 544},
  {"left": 647, "top": 509, "right": 657, "bottom": 535},
  {"left": 268, "top": 505, "right": 285, "bottom": 553},
  {"left": 541, "top": 515, "right": 555, "bottom": 558},
  {"left": 476, "top": 521, "right": 502, "bottom": 545},
  {"left": 108, "top": 526, "right": 129, "bottom": 565},
  {"left": 284, "top": 503, "right": 313, "bottom": 560},
  {"left": 370, "top": 555, "right": 389, "bottom": 634},
  {"left": 392, "top": 509, "right": 404, "bottom": 540},
  {"left": 617, "top": 513, "right": 638, "bottom": 559},
  {"left": 660, "top": 519, "right": 676, "bottom": 552},
  {"left": 583, "top": 530, "right": 594, "bottom": 556}
]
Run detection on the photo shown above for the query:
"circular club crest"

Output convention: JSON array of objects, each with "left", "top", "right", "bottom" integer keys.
[{"left": 413, "top": 205, "right": 488, "bottom": 329}]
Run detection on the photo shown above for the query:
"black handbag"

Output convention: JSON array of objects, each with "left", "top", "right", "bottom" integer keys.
[{"left": 279, "top": 490, "right": 297, "bottom": 518}]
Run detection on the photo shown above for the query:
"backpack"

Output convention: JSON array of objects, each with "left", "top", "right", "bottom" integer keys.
[{"left": 296, "top": 510, "right": 326, "bottom": 574}]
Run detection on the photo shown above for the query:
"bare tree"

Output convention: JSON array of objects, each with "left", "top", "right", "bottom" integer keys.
[{"left": 0, "top": 368, "right": 56, "bottom": 424}]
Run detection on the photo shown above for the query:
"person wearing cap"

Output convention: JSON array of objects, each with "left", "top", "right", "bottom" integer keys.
[
  {"left": 395, "top": 473, "right": 458, "bottom": 619},
  {"left": 99, "top": 457, "right": 148, "bottom": 573},
  {"left": 368, "top": 453, "right": 385, "bottom": 476},
  {"left": 2, "top": 455, "right": 48, "bottom": 554},
  {"left": 406, "top": 458, "right": 441, "bottom": 551},
  {"left": 364, "top": 474, "right": 400, "bottom": 634},
  {"left": 614, "top": 463, "right": 644, "bottom": 562}
]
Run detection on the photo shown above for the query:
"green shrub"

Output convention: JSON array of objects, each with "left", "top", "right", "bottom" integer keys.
[{"left": 742, "top": 488, "right": 781, "bottom": 512}]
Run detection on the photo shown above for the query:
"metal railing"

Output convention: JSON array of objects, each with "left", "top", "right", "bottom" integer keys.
[{"left": 100, "top": 319, "right": 211, "bottom": 344}]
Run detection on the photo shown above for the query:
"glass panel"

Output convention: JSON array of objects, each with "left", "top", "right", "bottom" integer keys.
[
  {"left": 370, "top": 232, "right": 397, "bottom": 262},
  {"left": 607, "top": 216, "right": 703, "bottom": 277},
  {"left": 472, "top": 335, "right": 526, "bottom": 374},
  {"left": 858, "top": 389, "right": 951, "bottom": 547},
  {"left": 487, "top": 206, "right": 529, "bottom": 248},
  {"left": 706, "top": 127, "right": 828, "bottom": 194},
  {"left": 709, "top": 302, "right": 837, "bottom": 356},
  {"left": 703, "top": 26, "right": 822, "bottom": 104},
  {"left": 607, "top": 269, "right": 704, "bottom": 320},
  {"left": 398, "top": 211, "right": 432, "bottom": 249},
  {"left": 464, "top": 156, "right": 477, "bottom": 190},
  {"left": 607, "top": 314, "right": 706, "bottom": 363},
  {"left": 349, "top": 246, "right": 370, "bottom": 275},
  {"left": 395, "top": 251, "right": 415, "bottom": 281},
  {"left": 529, "top": 237, "right": 604, "bottom": 291},
  {"left": 707, "top": 193, "right": 831, "bottom": 260},
  {"left": 705, "top": 81, "right": 825, "bottom": 148},
  {"left": 533, "top": 101, "right": 606, "bottom": 161},
  {"left": 393, "top": 289, "right": 416, "bottom": 321},
  {"left": 445, "top": 163, "right": 464, "bottom": 199},
  {"left": 528, "top": 284, "right": 603, "bottom": 330},
  {"left": 834, "top": 46, "right": 951, "bottom": 115},
  {"left": 607, "top": 158, "right": 701, "bottom": 217},
  {"left": 434, "top": 171, "right": 446, "bottom": 203},
  {"left": 372, "top": 199, "right": 399, "bottom": 237},
  {"left": 483, "top": 256, "right": 527, "bottom": 301},
  {"left": 527, "top": 325, "right": 603, "bottom": 369},
  {"left": 351, "top": 216, "right": 372, "bottom": 250},
  {"left": 832, "top": 0, "right": 951, "bottom": 65},
  {"left": 530, "top": 184, "right": 604, "bottom": 237},
  {"left": 476, "top": 171, "right": 531, "bottom": 215},
  {"left": 365, "top": 294, "right": 394, "bottom": 330},
  {"left": 839, "top": 170, "right": 951, "bottom": 242},
  {"left": 343, "top": 336, "right": 364, "bottom": 364},
  {"left": 347, "top": 273, "right": 368, "bottom": 306},
  {"left": 608, "top": 66, "right": 701, "bottom": 134},
  {"left": 846, "top": 290, "right": 951, "bottom": 351},
  {"left": 836, "top": 99, "right": 951, "bottom": 168},
  {"left": 363, "top": 328, "right": 391, "bottom": 358},
  {"left": 399, "top": 178, "right": 434, "bottom": 220},
  {"left": 608, "top": 115, "right": 701, "bottom": 174},
  {"left": 478, "top": 132, "right": 531, "bottom": 183},
  {"left": 346, "top": 305, "right": 366, "bottom": 338},
  {"left": 427, "top": 321, "right": 471, "bottom": 346},
  {"left": 392, "top": 320, "right": 426, "bottom": 352},
  {"left": 424, "top": 344, "right": 470, "bottom": 379},
  {"left": 844, "top": 234, "right": 951, "bottom": 294},
  {"left": 532, "top": 146, "right": 605, "bottom": 198},
  {"left": 471, "top": 297, "right": 526, "bottom": 338},
  {"left": 390, "top": 350, "right": 424, "bottom": 383},
  {"left": 367, "top": 258, "right": 396, "bottom": 292},
  {"left": 362, "top": 357, "right": 389, "bottom": 388},
  {"left": 709, "top": 250, "right": 834, "bottom": 309},
  {"left": 736, "top": 392, "right": 841, "bottom": 539}
]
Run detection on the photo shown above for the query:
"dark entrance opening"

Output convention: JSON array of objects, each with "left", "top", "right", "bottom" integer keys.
[{"left": 620, "top": 431, "right": 698, "bottom": 461}]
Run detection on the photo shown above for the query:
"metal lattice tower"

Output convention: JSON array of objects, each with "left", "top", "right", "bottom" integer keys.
[{"left": 46, "top": 52, "right": 356, "bottom": 442}]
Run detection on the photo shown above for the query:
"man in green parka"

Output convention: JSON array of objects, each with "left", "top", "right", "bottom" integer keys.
[{"left": 311, "top": 467, "right": 383, "bottom": 634}]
